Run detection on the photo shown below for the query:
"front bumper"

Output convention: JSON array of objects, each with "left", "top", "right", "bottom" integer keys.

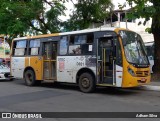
[{"left": 0, "top": 73, "right": 14, "bottom": 80}]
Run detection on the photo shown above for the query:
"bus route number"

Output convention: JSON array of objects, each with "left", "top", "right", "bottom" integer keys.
[{"left": 77, "top": 62, "right": 85, "bottom": 67}]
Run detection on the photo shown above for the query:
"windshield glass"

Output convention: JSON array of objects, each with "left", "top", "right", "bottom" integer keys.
[
  {"left": 0, "top": 64, "right": 9, "bottom": 69},
  {"left": 119, "top": 30, "right": 149, "bottom": 65}
]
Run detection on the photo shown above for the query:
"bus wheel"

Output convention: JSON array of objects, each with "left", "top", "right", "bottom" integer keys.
[
  {"left": 79, "top": 73, "right": 95, "bottom": 93},
  {"left": 24, "top": 69, "right": 36, "bottom": 86}
]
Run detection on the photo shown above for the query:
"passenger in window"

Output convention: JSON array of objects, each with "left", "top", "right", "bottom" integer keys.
[
  {"left": 72, "top": 46, "right": 81, "bottom": 54},
  {"left": 75, "top": 47, "right": 81, "bottom": 54}
]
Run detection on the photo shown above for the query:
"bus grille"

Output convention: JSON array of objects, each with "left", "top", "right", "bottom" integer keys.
[{"left": 135, "top": 71, "right": 149, "bottom": 77}]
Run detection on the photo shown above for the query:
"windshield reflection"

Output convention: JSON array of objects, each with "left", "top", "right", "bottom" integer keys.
[{"left": 120, "top": 31, "right": 149, "bottom": 65}]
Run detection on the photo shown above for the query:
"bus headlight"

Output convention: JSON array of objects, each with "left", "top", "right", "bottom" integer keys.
[{"left": 128, "top": 67, "right": 135, "bottom": 76}]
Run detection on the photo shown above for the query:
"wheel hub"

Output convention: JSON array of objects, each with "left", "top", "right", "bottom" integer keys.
[
  {"left": 81, "top": 78, "right": 90, "bottom": 88},
  {"left": 26, "top": 73, "right": 33, "bottom": 82}
]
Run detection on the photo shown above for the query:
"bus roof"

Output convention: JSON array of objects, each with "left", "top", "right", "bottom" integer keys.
[
  {"left": 59, "top": 27, "right": 117, "bottom": 36},
  {"left": 13, "top": 27, "right": 120, "bottom": 41}
]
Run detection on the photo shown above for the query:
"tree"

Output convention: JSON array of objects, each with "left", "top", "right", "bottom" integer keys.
[
  {"left": 0, "top": 0, "right": 114, "bottom": 45},
  {"left": 63, "top": 0, "right": 113, "bottom": 31},
  {"left": 0, "top": 0, "right": 66, "bottom": 45},
  {"left": 125, "top": 0, "right": 160, "bottom": 73}
]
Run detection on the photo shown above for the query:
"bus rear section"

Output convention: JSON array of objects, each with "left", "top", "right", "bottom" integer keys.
[{"left": 10, "top": 28, "right": 151, "bottom": 93}]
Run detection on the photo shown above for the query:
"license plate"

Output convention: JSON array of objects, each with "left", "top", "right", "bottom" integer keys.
[{"left": 141, "top": 78, "right": 146, "bottom": 82}]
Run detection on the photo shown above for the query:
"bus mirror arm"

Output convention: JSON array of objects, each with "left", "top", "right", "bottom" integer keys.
[{"left": 117, "top": 34, "right": 121, "bottom": 37}]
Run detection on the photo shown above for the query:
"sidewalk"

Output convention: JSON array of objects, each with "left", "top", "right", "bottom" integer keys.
[
  {"left": 141, "top": 73, "right": 160, "bottom": 91},
  {"left": 150, "top": 81, "right": 160, "bottom": 86},
  {"left": 142, "top": 81, "right": 160, "bottom": 91}
]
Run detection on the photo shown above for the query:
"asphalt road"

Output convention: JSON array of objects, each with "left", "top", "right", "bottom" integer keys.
[{"left": 0, "top": 79, "right": 160, "bottom": 121}]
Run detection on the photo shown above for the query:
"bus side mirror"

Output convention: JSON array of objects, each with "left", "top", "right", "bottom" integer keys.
[{"left": 148, "top": 56, "right": 153, "bottom": 60}]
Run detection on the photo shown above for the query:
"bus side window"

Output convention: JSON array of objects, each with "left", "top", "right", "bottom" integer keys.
[
  {"left": 29, "top": 39, "right": 40, "bottom": 56},
  {"left": 81, "top": 33, "right": 94, "bottom": 54},
  {"left": 13, "top": 40, "right": 27, "bottom": 56},
  {"left": 69, "top": 35, "right": 83, "bottom": 54},
  {"left": 59, "top": 36, "right": 68, "bottom": 55},
  {"left": 69, "top": 33, "right": 93, "bottom": 55}
]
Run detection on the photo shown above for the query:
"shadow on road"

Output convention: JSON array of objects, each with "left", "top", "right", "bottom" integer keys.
[
  {"left": 0, "top": 79, "right": 14, "bottom": 82},
  {"left": 38, "top": 82, "right": 142, "bottom": 96},
  {"left": 95, "top": 86, "right": 142, "bottom": 96},
  {"left": 7, "top": 79, "right": 143, "bottom": 96}
]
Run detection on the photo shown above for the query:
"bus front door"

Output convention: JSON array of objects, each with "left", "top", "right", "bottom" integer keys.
[
  {"left": 98, "top": 37, "right": 116, "bottom": 85},
  {"left": 43, "top": 42, "right": 57, "bottom": 81}
]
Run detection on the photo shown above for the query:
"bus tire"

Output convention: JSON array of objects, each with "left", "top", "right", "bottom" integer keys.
[
  {"left": 24, "top": 69, "right": 37, "bottom": 86},
  {"left": 78, "top": 73, "right": 96, "bottom": 93}
]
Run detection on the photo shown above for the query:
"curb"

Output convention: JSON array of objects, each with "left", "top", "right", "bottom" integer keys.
[{"left": 142, "top": 85, "right": 160, "bottom": 91}]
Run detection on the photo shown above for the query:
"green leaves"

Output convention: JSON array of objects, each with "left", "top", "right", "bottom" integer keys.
[
  {"left": 126, "top": 0, "right": 160, "bottom": 31},
  {"left": 145, "top": 27, "right": 152, "bottom": 33},
  {"left": 0, "top": 0, "right": 68, "bottom": 45},
  {"left": 0, "top": 0, "right": 66, "bottom": 35},
  {"left": 0, "top": 0, "right": 113, "bottom": 41},
  {"left": 63, "top": 0, "right": 113, "bottom": 31}
]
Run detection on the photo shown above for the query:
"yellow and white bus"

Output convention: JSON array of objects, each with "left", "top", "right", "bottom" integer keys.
[{"left": 10, "top": 27, "right": 151, "bottom": 92}]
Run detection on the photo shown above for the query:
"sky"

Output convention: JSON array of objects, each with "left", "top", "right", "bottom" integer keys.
[
  {"left": 112, "top": 0, "right": 130, "bottom": 9},
  {"left": 58, "top": 1, "right": 74, "bottom": 21}
]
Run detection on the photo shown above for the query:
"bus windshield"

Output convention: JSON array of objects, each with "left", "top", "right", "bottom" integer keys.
[{"left": 119, "top": 30, "right": 149, "bottom": 65}]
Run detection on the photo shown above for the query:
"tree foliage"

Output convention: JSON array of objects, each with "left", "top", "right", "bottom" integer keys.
[
  {"left": 125, "top": 0, "right": 160, "bottom": 72},
  {"left": 0, "top": 0, "right": 113, "bottom": 45},
  {"left": 63, "top": 0, "right": 113, "bottom": 31},
  {"left": 0, "top": 0, "right": 66, "bottom": 44}
]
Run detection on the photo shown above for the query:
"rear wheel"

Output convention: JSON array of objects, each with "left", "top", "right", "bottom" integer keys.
[
  {"left": 78, "top": 73, "right": 96, "bottom": 93},
  {"left": 24, "top": 69, "right": 38, "bottom": 86}
]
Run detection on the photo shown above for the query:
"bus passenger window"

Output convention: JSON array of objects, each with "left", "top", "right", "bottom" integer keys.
[
  {"left": 86, "top": 33, "right": 93, "bottom": 44},
  {"left": 74, "top": 35, "right": 86, "bottom": 44},
  {"left": 13, "top": 40, "right": 27, "bottom": 56},
  {"left": 59, "top": 36, "right": 68, "bottom": 55},
  {"left": 29, "top": 39, "right": 40, "bottom": 55},
  {"left": 81, "top": 44, "right": 93, "bottom": 54},
  {"left": 52, "top": 43, "right": 57, "bottom": 60},
  {"left": 69, "top": 33, "right": 93, "bottom": 55},
  {"left": 69, "top": 45, "right": 81, "bottom": 54}
]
